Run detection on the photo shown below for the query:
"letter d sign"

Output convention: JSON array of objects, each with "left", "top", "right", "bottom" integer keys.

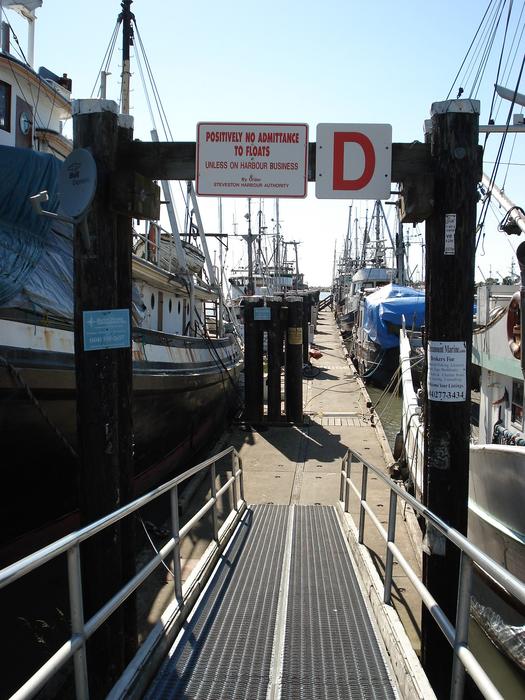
[{"left": 315, "top": 123, "right": 392, "bottom": 199}]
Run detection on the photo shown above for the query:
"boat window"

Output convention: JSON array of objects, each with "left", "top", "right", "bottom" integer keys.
[
  {"left": 0, "top": 81, "right": 11, "bottom": 131},
  {"left": 151, "top": 293, "right": 155, "bottom": 310},
  {"left": 178, "top": 300, "right": 181, "bottom": 314},
  {"left": 168, "top": 298, "right": 172, "bottom": 313},
  {"left": 511, "top": 380, "right": 523, "bottom": 428}
]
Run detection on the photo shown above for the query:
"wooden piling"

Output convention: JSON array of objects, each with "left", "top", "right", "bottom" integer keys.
[
  {"left": 285, "top": 296, "right": 303, "bottom": 423},
  {"left": 73, "top": 102, "right": 134, "bottom": 696},
  {"left": 421, "top": 99, "right": 481, "bottom": 698}
]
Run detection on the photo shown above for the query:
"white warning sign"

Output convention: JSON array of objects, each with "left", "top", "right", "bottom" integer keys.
[{"left": 427, "top": 341, "right": 467, "bottom": 402}]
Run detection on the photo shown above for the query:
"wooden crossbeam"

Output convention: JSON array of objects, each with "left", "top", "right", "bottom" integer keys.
[{"left": 120, "top": 141, "right": 432, "bottom": 183}]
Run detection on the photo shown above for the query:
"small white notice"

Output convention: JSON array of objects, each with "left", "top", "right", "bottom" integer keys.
[
  {"left": 427, "top": 341, "right": 467, "bottom": 402},
  {"left": 444, "top": 214, "right": 456, "bottom": 255}
]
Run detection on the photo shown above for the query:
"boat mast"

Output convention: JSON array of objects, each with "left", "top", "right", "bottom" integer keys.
[
  {"left": 275, "top": 198, "right": 280, "bottom": 284},
  {"left": 119, "top": 0, "right": 134, "bottom": 115},
  {"left": 246, "top": 198, "right": 254, "bottom": 295},
  {"left": 344, "top": 205, "right": 352, "bottom": 269}
]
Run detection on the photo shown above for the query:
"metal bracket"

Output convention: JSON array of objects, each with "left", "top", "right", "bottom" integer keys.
[{"left": 29, "top": 190, "right": 91, "bottom": 251}]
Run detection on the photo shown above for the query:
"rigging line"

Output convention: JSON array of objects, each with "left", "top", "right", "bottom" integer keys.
[
  {"left": 477, "top": 53, "right": 525, "bottom": 244},
  {"left": 446, "top": 0, "right": 496, "bottom": 99},
  {"left": 500, "top": 1, "right": 525, "bottom": 86},
  {"left": 461, "top": 0, "right": 503, "bottom": 98},
  {"left": 0, "top": 10, "right": 29, "bottom": 65},
  {"left": 133, "top": 21, "right": 189, "bottom": 212},
  {"left": 89, "top": 20, "right": 120, "bottom": 99},
  {"left": 133, "top": 23, "right": 172, "bottom": 141},
  {"left": 494, "top": 1, "right": 525, "bottom": 120},
  {"left": 0, "top": 5, "right": 44, "bottom": 126},
  {"left": 485, "top": 0, "right": 515, "bottom": 120},
  {"left": 471, "top": 0, "right": 507, "bottom": 99},
  {"left": 502, "top": 119, "right": 522, "bottom": 187},
  {"left": 132, "top": 37, "right": 156, "bottom": 128},
  {"left": 5, "top": 58, "right": 47, "bottom": 130}
]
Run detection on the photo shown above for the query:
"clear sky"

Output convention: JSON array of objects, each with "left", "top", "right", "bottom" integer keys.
[{"left": 6, "top": 0, "right": 525, "bottom": 286}]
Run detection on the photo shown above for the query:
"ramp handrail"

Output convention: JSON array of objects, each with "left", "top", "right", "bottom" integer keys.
[
  {"left": 340, "top": 447, "right": 525, "bottom": 700},
  {"left": 0, "top": 446, "right": 245, "bottom": 700}
]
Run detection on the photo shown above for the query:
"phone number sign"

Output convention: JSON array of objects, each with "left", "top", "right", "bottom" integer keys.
[
  {"left": 196, "top": 122, "right": 308, "bottom": 198},
  {"left": 427, "top": 341, "right": 467, "bottom": 402},
  {"left": 83, "top": 309, "right": 130, "bottom": 351}
]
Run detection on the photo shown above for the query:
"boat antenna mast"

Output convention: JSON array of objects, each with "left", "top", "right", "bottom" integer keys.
[{"left": 119, "top": 0, "right": 134, "bottom": 115}]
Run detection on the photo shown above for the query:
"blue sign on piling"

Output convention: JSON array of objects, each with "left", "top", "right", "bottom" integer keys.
[
  {"left": 254, "top": 307, "right": 271, "bottom": 321},
  {"left": 83, "top": 309, "right": 131, "bottom": 351}
]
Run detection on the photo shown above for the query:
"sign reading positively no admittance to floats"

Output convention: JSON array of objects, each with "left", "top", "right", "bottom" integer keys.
[
  {"left": 427, "top": 341, "right": 467, "bottom": 402},
  {"left": 196, "top": 122, "right": 308, "bottom": 198}
]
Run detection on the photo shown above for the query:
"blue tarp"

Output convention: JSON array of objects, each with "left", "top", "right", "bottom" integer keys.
[
  {"left": 0, "top": 146, "right": 61, "bottom": 305},
  {"left": 362, "top": 283, "right": 425, "bottom": 349}
]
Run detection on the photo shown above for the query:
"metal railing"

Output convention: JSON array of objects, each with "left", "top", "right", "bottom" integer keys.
[
  {"left": 0, "top": 446, "right": 245, "bottom": 700},
  {"left": 339, "top": 447, "right": 525, "bottom": 700}
]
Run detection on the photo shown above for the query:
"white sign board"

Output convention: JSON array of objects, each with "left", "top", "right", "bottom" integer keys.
[
  {"left": 196, "top": 122, "right": 308, "bottom": 198},
  {"left": 315, "top": 123, "right": 392, "bottom": 199},
  {"left": 427, "top": 341, "right": 467, "bottom": 402}
]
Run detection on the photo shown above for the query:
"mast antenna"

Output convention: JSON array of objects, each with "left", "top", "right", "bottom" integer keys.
[{"left": 119, "top": 0, "right": 135, "bottom": 115}]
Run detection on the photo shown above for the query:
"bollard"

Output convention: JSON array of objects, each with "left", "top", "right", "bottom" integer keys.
[
  {"left": 243, "top": 297, "right": 264, "bottom": 423},
  {"left": 285, "top": 296, "right": 303, "bottom": 423}
]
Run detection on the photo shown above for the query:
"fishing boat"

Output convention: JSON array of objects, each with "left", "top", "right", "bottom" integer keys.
[
  {"left": 0, "top": 1, "right": 242, "bottom": 563},
  {"left": 227, "top": 198, "right": 307, "bottom": 329},
  {"left": 398, "top": 265, "right": 525, "bottom": 673},
  {"left": 336, "top": 202, "right": 396, "bottom": 335},
  {"left": 351, "top": 282, "right": 425, "bottom": 386}
]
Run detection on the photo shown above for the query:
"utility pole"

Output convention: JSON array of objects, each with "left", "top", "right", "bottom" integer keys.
[{"left": 422, "top": 99, "right": 481, "bottom": 699}]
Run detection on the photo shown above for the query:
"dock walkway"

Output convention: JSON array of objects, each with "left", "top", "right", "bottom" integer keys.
[
  {"left": 226, "top": 308, "right": 423, "bottom": 654},
  {"left": 141, "top": 309, "right": 426, "bottom": 698}
]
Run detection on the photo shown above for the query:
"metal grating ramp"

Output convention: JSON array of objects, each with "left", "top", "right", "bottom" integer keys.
[
  {"left": 146, "top": 505, "right": 396, "bottom": 699},
  {"left": 280, "top": 506, "right": 396, "bottom": 699},
  {"left": 146, "top": 504, "right": 289, "bottom": 699}
]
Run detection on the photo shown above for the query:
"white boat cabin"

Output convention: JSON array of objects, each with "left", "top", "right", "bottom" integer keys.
[
  {"left": 473, "top": 283, "right": 525, "bottom": 445},
  {"left": 0, "top": 11, "right": 71, "bottom": 157}
]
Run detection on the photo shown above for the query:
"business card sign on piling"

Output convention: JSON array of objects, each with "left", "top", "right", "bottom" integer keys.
[
  {"left": 196, "top": 122, "right": 308, "bottom": 198},
  {"left": 83, "top": 309, "right": 131, "bottom": 351}
]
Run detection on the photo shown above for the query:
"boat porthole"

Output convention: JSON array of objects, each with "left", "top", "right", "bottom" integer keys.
[
  {"left": 169, "top": 299, "right": 173, "bottom": 313},
  {"left": 151, "top": 293, "right": 155, "bottom": 309},
  {"left": 178, "top": 301, "right": 181, "bottom": 314}
]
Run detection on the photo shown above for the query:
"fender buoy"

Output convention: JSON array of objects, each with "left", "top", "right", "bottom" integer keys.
[{"left": 506, "top": 291, "right": 521, "bottom": 359}]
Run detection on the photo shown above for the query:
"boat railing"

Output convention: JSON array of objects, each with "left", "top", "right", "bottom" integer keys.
[
  {"left": 339, "top": 446, "right": 525, "bottom": 700},
  {"left": 0, "top": 446, "right": 246, "bottom": 700}
]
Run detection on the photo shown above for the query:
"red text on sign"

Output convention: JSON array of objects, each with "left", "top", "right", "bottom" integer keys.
[{"left": 332, "top": 132, "right": 375, "bottom": 191}]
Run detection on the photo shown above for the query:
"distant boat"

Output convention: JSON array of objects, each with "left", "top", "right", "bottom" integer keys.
[{"left": 351, "top": 283, "right": 425, "bottom": 386}]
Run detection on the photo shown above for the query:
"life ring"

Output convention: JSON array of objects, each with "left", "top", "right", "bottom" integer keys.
[{"left": 506, "top": 291, "right": 521, "bottom": 359}]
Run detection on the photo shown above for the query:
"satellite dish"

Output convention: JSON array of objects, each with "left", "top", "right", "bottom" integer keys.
[{"left": 58, "top": 148, "right": 97, "bottom": 219}]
